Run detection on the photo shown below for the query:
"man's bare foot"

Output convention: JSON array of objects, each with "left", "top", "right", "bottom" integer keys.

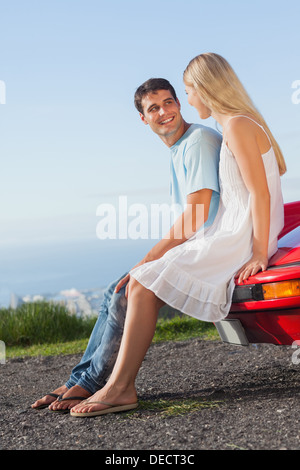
[
  {"left": 31, "top": 385, "right": 68, "bottom": 409},
  {"left": 48, "top": 385, "right": 91, "bottom": 412}
]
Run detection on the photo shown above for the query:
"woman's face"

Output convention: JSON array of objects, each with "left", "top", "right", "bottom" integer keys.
[{"left": 185, "top": 85, "right": 211, "bottom": 119}]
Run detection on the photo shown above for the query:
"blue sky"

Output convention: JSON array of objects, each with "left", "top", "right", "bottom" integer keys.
[{"left": 0, "top": 0, "right": 299, "bottom": 247}]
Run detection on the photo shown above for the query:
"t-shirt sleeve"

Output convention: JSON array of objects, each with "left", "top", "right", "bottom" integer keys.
[{"left": 184, "top": 138, "right": 220, "bottom": 196}]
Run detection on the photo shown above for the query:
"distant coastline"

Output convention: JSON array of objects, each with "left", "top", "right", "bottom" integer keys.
[
  {"left": 0, "top": 238, "right": 155, "bottom": 310},
  {"left": 8, "top": 286, "right": 106, "bottom": 318}
]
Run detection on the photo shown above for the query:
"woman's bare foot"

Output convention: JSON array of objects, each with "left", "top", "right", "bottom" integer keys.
[
  {"left": 31, "top": 385, "right": 68, "bottom": 409},
  {"left": 70, "top": 383, "right": 137, "bottom": 415},
  {"left": 48, "top": 385, "right": 91, "bottom": 412}
]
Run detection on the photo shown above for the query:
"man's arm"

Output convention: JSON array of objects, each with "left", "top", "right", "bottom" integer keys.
[
  {"left": 114, "top": 188, "right": 212, "bottom": 294},
  {"left": 142, "top": 188, "right": 212, "bottom": 262}
]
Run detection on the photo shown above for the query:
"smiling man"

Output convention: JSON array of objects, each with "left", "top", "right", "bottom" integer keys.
[
  {"left": 135, "top": 81, "right": 185, "bottom": 145},
  {"left": 32, "top": 78, "right": 222, "bottom": 413},
  {"left": 134, "top": 78, "right": 221, "bottom": 232}
]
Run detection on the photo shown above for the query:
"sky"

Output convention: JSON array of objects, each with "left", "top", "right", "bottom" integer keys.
[{"left": 0, "top": 0, "right": 299, "bottom": 249}]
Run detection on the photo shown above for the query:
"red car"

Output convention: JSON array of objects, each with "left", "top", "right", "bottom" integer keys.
[{"left": 216, "top": 201, "right": 300, "bottom": 346}]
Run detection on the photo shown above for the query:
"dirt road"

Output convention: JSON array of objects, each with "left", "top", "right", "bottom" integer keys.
[{"left": 1, "top": 338, "right": 300, "bottom": 451}]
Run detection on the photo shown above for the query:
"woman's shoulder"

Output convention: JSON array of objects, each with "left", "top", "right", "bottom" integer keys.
[
  {"left": 225, "top": 115, "right": 271, "bottom": 157},
  {"left": 226, "top": 115, "right": 260, "bottom": 133},
  {"left": 225, "top": 115, "right": 263, "bottom": 145}
]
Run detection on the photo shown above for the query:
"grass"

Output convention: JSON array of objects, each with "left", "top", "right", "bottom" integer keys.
[
  {"left": 1, "top": 301, "right": 219, "bottom": 359},
  {"left": 125, "top": 398, "right": 220, "bottom": 418},
  {"left": 155, "top": 313, "right": 217, "bottom": 342},
  {"left": 0, "top": 301, "right": 96, "bottom": 346}
]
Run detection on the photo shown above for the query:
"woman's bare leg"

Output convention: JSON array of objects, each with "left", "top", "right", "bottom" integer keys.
[{"left": 71, "top": 279, "right": 164, "bottom": 414}]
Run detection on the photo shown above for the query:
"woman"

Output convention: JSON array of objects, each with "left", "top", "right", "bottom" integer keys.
[{"left": 70, "top": 53, "right": 286, "bottom": 417}]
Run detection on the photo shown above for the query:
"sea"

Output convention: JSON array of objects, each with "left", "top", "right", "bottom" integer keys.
[{"left": 0, "top": 237, "right": 155, "bottom": 315}]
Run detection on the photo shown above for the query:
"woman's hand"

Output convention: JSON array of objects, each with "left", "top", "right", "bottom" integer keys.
[{"left": 235, "top": 254, "right": 268, "bottom": 284}]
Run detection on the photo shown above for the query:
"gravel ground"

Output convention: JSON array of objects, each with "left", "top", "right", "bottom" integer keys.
[{"left": 1, "top": 338, "right": 300, "bottom": 452}]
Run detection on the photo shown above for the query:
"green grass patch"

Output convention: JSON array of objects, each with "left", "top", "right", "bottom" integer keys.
[
  {"left": 0, "top": 301, "right": 97, "bottom": 347},
  {"left": 2, "top": 301, "right": 219, "bottom": 359},
  {"left": 154, "top": 314, "right": 218, "bottom": 343},
  {"left": 6, "top": 338, "right": 90, "bottom": 359},
  {"left": 127, "top": 398, "right": 220, "bottom": 418}
]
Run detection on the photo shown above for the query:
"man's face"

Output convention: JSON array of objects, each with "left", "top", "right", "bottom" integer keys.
[{"left": 140, "top": 89, "right": 183, "bottom": 143}]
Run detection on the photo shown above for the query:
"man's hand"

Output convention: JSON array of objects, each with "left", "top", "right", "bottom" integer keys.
[
  {"left": 114, "top": 259, "right": 146, "bottom": 297},
  {"left": 114, "top": 273, "right": 130, "bottom": 295}
]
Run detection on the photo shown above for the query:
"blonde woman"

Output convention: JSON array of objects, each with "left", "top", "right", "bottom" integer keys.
[
  {"left": 183, "top": 53, "right": 286, "bottom": 284},
  {"left": 71, "top": 54, "right": 286, "bottom": 417}
]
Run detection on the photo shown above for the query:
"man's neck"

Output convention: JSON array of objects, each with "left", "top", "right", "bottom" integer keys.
[{"left": 161, "top": 120, "right": 191, "bottom": 148}]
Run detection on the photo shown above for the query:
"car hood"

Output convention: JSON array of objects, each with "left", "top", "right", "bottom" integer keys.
[
  {"left": 269, "top": 225, "right": 300, "bottom": 267},
  {"left": 234, "top": 225, "right": 300, "bottom": 286}
]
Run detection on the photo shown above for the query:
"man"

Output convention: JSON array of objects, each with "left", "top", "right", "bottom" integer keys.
[{"left": 32, "top": 78, "right": 221, "bottom": 412}]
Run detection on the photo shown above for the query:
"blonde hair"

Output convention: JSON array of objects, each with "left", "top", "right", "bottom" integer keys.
[{"left": 183, "top": 53, "right": 287, "bottom": 175}]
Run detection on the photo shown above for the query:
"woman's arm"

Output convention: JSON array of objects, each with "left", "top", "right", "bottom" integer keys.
[
  {"left": 114, "top": 188, "right": 212, "bottom": 294},
  {"left": 226, "top": 117, "right": 271, "bottom": 283}
]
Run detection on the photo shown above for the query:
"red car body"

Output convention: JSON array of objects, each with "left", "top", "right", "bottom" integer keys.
[{"left": 216, "top": 201, "right": 300, "bottom": 346}]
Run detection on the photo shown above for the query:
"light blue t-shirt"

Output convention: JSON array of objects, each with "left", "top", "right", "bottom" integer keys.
[{"left": 170, "top": 123, "right": 222, "bottom": 228}]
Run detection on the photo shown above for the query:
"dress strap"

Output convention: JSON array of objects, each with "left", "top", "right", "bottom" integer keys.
[{"left": 224, "top": 115, "right": 272, "bottom": 145}]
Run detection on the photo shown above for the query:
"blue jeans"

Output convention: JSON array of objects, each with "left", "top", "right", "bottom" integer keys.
[{"left": 65, "top": 274, "right": 128, "bottom": 395}]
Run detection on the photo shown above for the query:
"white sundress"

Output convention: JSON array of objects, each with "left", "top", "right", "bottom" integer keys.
[{"left": 130, "top": 116, "right": 284, "bottom": 322}]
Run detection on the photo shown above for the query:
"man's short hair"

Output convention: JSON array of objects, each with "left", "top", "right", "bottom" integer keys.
[{"left": 134, "top": 78, "right": 177, "bottom": 115}]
